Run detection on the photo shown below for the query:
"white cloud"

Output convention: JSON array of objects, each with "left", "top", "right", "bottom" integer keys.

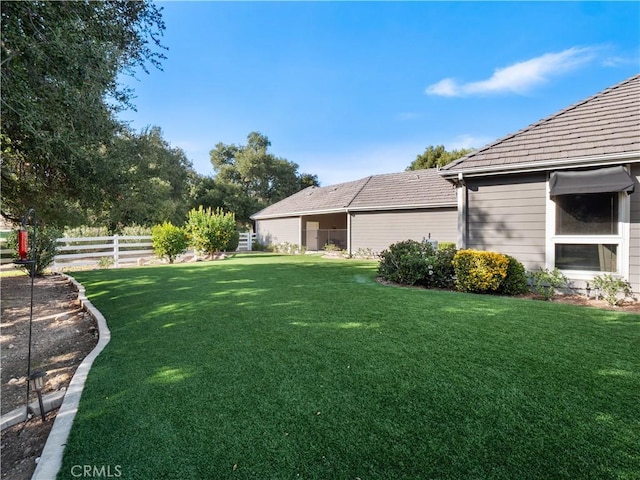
[
  {"left": 602, "top": 55, "right": 638, "bottom": 68},
  {"left": 425, "top": 47, "right": 596, "bottom": 97},
  {"left": 447, "top": 134, "right": 494, "bottom": 151},
  {"left": 425, "top": 78, "right": 459, "bottom": 97}
]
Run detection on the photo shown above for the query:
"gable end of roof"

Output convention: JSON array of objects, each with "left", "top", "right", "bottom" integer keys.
[{"left": 441, "top": 74, "right": 640, "bottom": 176}]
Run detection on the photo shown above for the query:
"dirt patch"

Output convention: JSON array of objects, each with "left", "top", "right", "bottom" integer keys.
[{"left": 1, "top": 274, "right": 97, "bottom": 480}]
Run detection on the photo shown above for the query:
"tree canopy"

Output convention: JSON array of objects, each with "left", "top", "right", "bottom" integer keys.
[
  {"left": 1, "top": 0, "right": 166, "bottom": 226},
  {"left": 202, "top": 132, "right": 319, "bottom": 225},
  {"left": 99, "top": 127, "right": 196, "bottom": 230},
  {"left": 1, "top": 4, "right": 321, "bottom": 232},
  {"left": 406, "top": 145, "right": 475, "bottom": 171}
]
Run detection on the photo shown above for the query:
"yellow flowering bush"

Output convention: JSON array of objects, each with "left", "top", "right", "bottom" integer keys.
[{"left": 453, "top": 249, "right": 510, "bottom": 293}]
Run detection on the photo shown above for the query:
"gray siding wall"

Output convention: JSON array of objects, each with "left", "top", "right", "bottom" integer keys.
[
  {"left": 629, "top": 163, "right": 640, "bottom": 294},
  {"left": 302, "top": 213, "right": 347, "bottom": 230},
  {"left": 466, "top": 173, "right": 547, "bottom": 271},
  {"left": 255, "top": 217, "right": 299, "bottom": 246},
  {"left": 350, "top": 208, "right": 457, "bottom": 255}
]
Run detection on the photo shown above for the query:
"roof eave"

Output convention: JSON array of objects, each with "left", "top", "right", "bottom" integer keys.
[
  {"left": 439, "top": 152, "right": 640, "bottom": 179},
  {"left": 347, "top": 202, "right": 457, "bottom": 212},
  {"left": 251, "top": 207, "right": 348, "bottom": 220},
  {"left": 251, "top": 201, "right": 457, "bottom": 220}
]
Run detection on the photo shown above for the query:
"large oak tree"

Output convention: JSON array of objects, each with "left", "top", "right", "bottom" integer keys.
[
  {"left": 202, "top": 132, "right": 319, "bottom": 225},
  {"left": 1, "top": 1, "right": 166, "bottom": 226}
]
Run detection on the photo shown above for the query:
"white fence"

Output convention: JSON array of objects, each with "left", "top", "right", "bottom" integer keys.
[
  {"left": 237, "top": 232, "right": 256, "bottom": 252},
  {"left": 0, "top": 230, "right": 11, "bottom": 267},
  {"left": 54, "top": 235, "right": 154, "bottom": 269},
  {"left": 0, "top": 232, "right": 257, "bottom": 270}
]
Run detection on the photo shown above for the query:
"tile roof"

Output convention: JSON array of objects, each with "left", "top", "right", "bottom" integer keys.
[
  {"left": 251, "top": 169, "right": 456, "bottom": 219},
  {"left": 442, "top": 74, "right": 640, "bottom": 175}
]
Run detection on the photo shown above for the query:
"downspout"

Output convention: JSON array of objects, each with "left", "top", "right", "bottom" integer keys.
[{"left": 457, "top": 172, "right": 468, "bottom": 249}]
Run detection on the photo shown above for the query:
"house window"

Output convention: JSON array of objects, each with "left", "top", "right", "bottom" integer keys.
[
  {"left": 555, "top": 243, "right": 617, "bottom": 272},
  {"left": 555, "top": 193, "right": 618, "bottom": 235},
  {"left": 552, "top": 192, "right": 624, "bottom": 273},
  {"left": 548, "top": 166, "right": 634, "bottom": 277}
]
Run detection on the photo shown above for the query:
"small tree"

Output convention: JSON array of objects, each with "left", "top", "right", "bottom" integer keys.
[
  {"left": 151, "top": 222, "right": 189, "bottom": 264},
  {"left": 8, "top": 226, "right": 61, "bottom": 275},
  {"left": 185, "top": 206, "right": 237, "bottom": 257}
]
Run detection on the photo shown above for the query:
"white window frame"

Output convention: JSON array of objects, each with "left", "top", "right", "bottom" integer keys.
[{"left": 546, "top": 175, "right": 630, "bottom": 281}]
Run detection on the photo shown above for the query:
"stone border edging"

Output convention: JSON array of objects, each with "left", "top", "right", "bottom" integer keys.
[{"left": 31, "top": 274, "right": 111, "bottom": 480}]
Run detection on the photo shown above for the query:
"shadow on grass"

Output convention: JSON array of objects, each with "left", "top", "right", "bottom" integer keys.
[{"left": 62, "top": 256, "right": 639, "bottom": 480}]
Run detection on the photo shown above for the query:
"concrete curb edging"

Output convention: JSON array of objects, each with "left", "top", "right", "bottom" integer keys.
[
  {"left": 1, "top": 407, "right": 27, "bottom": 431},
  {"left": 1, "top": 391, "right": 67, "bottom": 431},
  {"left": 31, "top": 274, "right": 111, "bottom": 480}
]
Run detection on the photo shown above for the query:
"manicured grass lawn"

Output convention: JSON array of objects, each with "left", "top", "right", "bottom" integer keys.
[{"left": 60, "top": 254, "right": 639, "bottom": 479}]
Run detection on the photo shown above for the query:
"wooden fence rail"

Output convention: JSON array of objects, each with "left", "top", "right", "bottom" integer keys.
[{"left": 0, "top": 232, "right": 256, "bottom": 269}]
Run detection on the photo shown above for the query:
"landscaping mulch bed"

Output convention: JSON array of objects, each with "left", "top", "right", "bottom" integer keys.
[{"left": 376, "top": 277, "right": 640, "bottom": 313}]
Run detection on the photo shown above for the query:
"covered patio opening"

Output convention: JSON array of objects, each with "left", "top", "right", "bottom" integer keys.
[{"left": 301, "top": 212, "right": 348, "bottom": 251}]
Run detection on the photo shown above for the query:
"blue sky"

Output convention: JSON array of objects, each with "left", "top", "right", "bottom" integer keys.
[{"left": 119, "top": 1, "right": 640, "bottom": 186}]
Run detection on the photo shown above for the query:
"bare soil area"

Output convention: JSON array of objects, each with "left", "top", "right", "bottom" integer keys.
[{"left": 1, "top": 274, "right": 97, "bottom": 480}]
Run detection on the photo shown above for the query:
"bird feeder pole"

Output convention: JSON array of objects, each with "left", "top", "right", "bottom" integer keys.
[{"left": 14, "top": 208, "right": 39, "bottom": 421}]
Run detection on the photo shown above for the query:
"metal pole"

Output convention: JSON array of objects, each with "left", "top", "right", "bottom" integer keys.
[
  {"left": 16, "top": 208, "right": 37, "bottom": 421},
  {"left": 36, "top": 390, "right": 45, "bottom": 422}
]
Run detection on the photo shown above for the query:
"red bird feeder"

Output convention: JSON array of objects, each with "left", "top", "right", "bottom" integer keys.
[{"left": 18, "top": 228, "right": 29, "bottom": 261}]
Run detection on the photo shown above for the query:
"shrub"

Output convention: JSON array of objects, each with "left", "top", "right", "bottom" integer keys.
[
  {"left": 227, "top": 229, "right": 240, "bottom": 252},
  {"left": 323, "top": 243, "right": 347, "bottom": 256},
  {"left": 592, "top": 274, "right": 635, "bottom": 306},
  {"left": 428, "top": 245, "right": 457, "bottom": 289},
  {"left": 452, "top": 249, "right": 509, "bottom": 293},
  {"left": 378, "top": 240, "right": 435, "bottom": 286},
  {"left": 323, "top": 243, "right": 342, "bottom": 252},
  {"left": 98, "top": 256, "right": 114, "bottom": 269},
  {"left": 63, "top": 225, "right": 109, "bottom": 238},
  {"left": 8, "top": 226, "right": 61, "bottom": 275},
  {"left": 120, "top": 224, "right": 152, "bottom": 236},
  {"left": 438, "top": 241, "right": 457, "bottom": 251},
  {"left": 271, "top": 242, "right": 305, "bottom": 255},
  {"left": 186, "top": 206, "right": 238, "bottom": 256},
  {"left": 352, "top": 248, "right": 377, "bottom": 260},
  {"left": 527, "top": 267, "right": 569, "bottom": 301},
  {"left": 378, "top": 240, "right": 458, "bottom": 288},
  {"left": 497, "top": 255, "right": 529, "bottom": 296},
  {"left": 152, "top": 222, "right": 189, "bottom": 264},
  {"left": 252, "top": 239, "right": 269, "bottom": 251}
]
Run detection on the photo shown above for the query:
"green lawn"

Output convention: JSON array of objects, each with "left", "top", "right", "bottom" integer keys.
[{"left": 60, "top": 254, "right": 639, "bottom": 479}]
